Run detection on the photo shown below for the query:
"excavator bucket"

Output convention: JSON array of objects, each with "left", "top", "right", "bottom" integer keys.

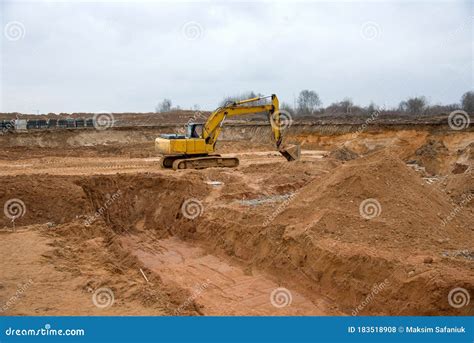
[{"left": 279, "top": 144, "right": 301, "bottom": 162}]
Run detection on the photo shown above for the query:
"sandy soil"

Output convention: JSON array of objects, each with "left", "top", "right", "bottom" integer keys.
[
  {"left": 123, "top": 236, "right": 339, "bottom": 315},
  {"left": 0, "top": 126, "right": 472, "bottom": 316}
]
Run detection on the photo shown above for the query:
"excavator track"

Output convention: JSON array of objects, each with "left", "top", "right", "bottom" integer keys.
[{"left": 171, "top": 156, "right": 239, "bottom": 170}]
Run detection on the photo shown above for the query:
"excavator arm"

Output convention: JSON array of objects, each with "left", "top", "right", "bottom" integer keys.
[{"left": 202, "top": 94, "right": 282, "bottom": 149}]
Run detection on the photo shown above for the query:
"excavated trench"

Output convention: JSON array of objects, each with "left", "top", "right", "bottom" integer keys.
[
  {"left": 77, "top": 174, "right": 339, "bottom": 315},
  {"left": 75, "top": 163, "right": 472, "bottom": 316}
]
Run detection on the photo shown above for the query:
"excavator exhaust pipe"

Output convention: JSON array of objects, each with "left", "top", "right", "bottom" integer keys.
[{"left": 279, "top": 144, "right": 301, "bottom": 162}]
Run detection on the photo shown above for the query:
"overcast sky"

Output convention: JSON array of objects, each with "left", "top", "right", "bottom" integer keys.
[{"left": 0, "top": 0, "right": 472, "bottom": 113}]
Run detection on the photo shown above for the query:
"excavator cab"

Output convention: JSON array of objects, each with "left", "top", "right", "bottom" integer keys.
[{"left": 186, "top": 123, "right": 203, "bottom": 139}]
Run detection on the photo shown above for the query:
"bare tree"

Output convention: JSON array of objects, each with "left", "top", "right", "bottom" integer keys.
[
  {"left": 325, "top": 98, "right": 357, "bottom": 115},
  {"left": 366, "top": 102, "right": 377, "bottom": 115},
  {"left": 219, "top": 91, "right": 267, "bottom": 107},
  {"left": 461, "top": 91, "right": 474, "bottom": 113},
  {"left": 297, "top": 90, "right": 321, "bottom": 115},
  {"left": 339, "top": 98, "right": 353, "bottom": 114},
  {"left": 425, "top": 103, "right": 459, "bottom": 115},
  {"left": 279, "top": 102, "right": 295, "bottom": 116},
  {"left": 155, "top": 99, "right": 172, "bottom": 113},
  {"left": 398, "top": 96, "right": 427, "bottom": 115}
]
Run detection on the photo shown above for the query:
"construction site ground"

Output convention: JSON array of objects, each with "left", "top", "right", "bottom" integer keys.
[{"left": 0, "top": 122, "right": 472, "bottom": 316}]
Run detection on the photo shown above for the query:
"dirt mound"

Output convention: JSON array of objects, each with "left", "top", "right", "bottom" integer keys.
[
  {"left": 329, "top": 146, "right": 359, "bottom": 161},
  {"left": 276, "top": 151, "right": 470, "bottom": 248},
  {"left": 0, "top": 175, "right": 90, "bottom": 228},
  {"left": 444, "top": 173, "right": 474, "bottom": 206}
]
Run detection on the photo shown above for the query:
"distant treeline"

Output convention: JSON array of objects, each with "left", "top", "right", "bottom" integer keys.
[{"left": 155, "top": 90, "right": 474, "bottom": 116}]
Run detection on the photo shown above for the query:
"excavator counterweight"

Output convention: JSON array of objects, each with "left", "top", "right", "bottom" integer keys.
[{"left": 155, "top": 94, "right": 300, "bottom": 170}]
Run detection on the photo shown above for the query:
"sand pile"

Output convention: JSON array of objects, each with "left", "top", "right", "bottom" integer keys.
[
  {"left": 329, "top": 146, "right": 359, "bottom": 161},
  {"left": 274, "top": 151, "right": 471, "bottom": 251},
  {"left": 444, "top": 173, "right": 474, "bottom": 207}
]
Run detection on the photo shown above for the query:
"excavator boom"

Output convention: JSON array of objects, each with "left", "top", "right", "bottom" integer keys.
[{"left": 202, "top": 94, "right": 282, "bottom": 148}]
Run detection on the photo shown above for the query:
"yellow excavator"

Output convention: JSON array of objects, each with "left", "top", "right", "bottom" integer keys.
[{"left": 155, "top": 94, "right": 300, "bottom": 170}]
